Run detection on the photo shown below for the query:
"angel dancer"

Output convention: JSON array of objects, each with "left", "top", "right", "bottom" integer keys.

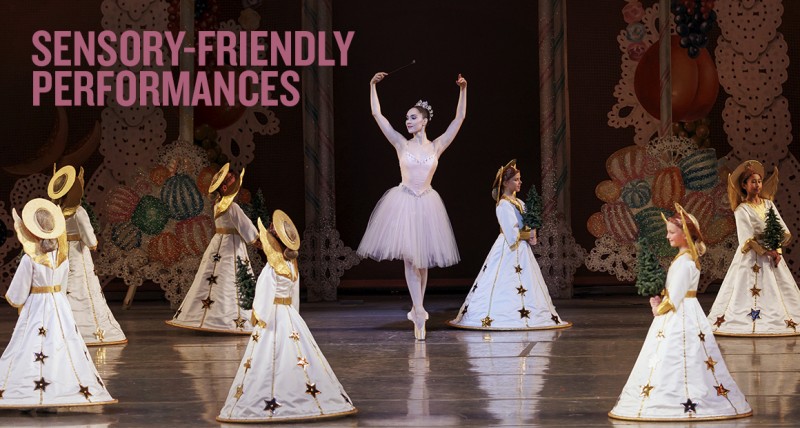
[
  {"left": 0, "top": 198, "right": 115, "bottom": 409},
  {"left": 167, "top": 163, "right": 258, "bottom": 334},
  {"left": 707, "top": 160, "right": 800, "bottom": 336},
  {"left": 609, "top": 204, "right": 751, "bottom": 421},
  {"left": 217, "top": 211, "right": 356, "bottom": 423},
  {"left": 448, "top": 160, "right": 570, "bottom": 330},
  {"left": 48, "top": 164, "right": 126, "bottom": 345}
]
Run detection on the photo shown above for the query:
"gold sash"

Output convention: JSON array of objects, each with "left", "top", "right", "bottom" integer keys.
[
  {"left": 274, "top": 297, "right": 292, "bottom": 305},
  {"left": 31, "top": 285, "right": 62, "bottom": 294}
]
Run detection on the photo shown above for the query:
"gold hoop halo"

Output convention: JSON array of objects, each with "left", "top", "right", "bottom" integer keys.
[
  {"left": 20, "top": 198, "right": 65, "bottom": 240},
  {"left": 48, "top": 165, "right": 76, "bottom": 200},
  {"left": 272, "top": 209, "right": 300, "bottom": 250},
  {"left": 492, "top": 159, "right": 517, "bottom": 202},
  {"left": 208, "top": 162, "right": 230, "bottom": 194}
]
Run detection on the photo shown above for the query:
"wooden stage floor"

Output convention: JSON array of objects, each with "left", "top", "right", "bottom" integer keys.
[{"left": 0, "top": 293, "right": 797, "bottom": 427}]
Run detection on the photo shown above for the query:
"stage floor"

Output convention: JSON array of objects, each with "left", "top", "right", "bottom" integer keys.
[{"left": 0, "top": 293, "right": 797, "bottom": 427}]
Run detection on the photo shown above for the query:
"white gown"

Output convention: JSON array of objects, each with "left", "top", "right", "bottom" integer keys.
[
  {"left": 609, "top": 253, "right": 751, "bottom": 421},
  {"left": 448, "top": 197, "right": 570, "bottom": 330},
  {"left": 707, "top": 200, "right": 800, "bottom": 336},
  {"left": 64, "top": 206, "right": 126, "bottom": 345},
  {"left": 357, "top": 141, "right": 459, "bottom": 269},
  {"left": 167, "top": 202, "right": 257, "bottom": 334},
  {"left": 217, "top": 258, "right": 356, "bottom": 422},
  {"left": 0, "top": 252, "right": 115, "bottom": 408}
]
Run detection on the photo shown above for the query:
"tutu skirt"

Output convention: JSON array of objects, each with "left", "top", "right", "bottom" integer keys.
[{"left": 358, "top": 184, "right": 459, "bottom": 268}]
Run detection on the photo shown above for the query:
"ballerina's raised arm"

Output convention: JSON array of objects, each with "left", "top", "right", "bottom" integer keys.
[
  {"left": 370, "top": 72, "right": 407, "bottom": 149},
  {"left": 432, "top": 74, "right": 467, "bottom": 154},
  {"left": 370, "top": 72, "right": 467, "bottom": 152}
]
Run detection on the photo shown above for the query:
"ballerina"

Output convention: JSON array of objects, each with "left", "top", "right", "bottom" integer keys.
[
  {"left": 358, "top": 72, "right": 467, "bottom": 340},
  {"left": 448, "top": 160, "right": 570, "bottom": 330}
]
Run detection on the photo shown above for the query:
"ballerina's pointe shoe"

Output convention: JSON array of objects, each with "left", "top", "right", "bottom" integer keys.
[{"left": 408, "top": 309, "right": 428, "bottom": 341}]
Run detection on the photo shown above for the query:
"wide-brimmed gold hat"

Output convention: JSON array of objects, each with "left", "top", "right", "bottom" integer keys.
[
  {"left": 272, "top": 209, "right": 300, "bottom": 250},
  {"left": 13, "top": 198, "right": 68, "bottom": 268},
  {"left": 492, "top": 159, "right": 518, "bottom": 202},
  {"left": 727, "top": 160, "right": 779, "bottom": 211},
  {"left": 48, "top": 165, "right": 76, "bottom": 200},
  {"left": 48, "top": 164, "right": 85, "bottom": 214},
  {"left": 19, "top": 198, "right": 66, "bottom": 239},
  {"left": 208, "top": 163, "right": 230, "bottom": 194}
]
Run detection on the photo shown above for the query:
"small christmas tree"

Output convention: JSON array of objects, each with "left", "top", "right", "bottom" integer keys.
[
  {"left": 81, "top": 197, "right": 100, "bottom": 232},
  {"left": 763, "top": 206, "right": 786, "bottom": 251},
  {"left": 523, "top": 185, "right": 543, "bottom": 230},
  {"left": 235, "top": 256, "right": 257, "bottom": 310},
  {"left": 243, "top": 189, "right": 270, "bottom": 225},
  {"left": 635, "top": 238, "right": 666, "bottom": 297}
]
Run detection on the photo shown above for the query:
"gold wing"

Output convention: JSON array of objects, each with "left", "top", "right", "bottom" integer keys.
[
  {"left": 726, "top": 173, "right": 741, "bottom": 212},
  {"left": 761, "top": 166, "right": 779, "bottom": 201}
]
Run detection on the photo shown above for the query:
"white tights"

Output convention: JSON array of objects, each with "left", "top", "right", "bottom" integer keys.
[{"left": 404, "top": 260, "right": 428, "bottom": 317}]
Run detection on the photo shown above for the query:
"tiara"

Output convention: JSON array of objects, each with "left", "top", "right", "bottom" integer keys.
[{"left": 414, "top": 100, "right": 433, "bottom": 121}]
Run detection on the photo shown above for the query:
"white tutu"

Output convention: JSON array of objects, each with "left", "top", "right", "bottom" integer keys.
[{"left": 358, "top": 184, "right": 459, "bottom": 269}]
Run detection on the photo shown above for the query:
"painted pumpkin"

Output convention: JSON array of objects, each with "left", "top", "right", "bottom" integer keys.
[
  {"left": 175, "top": 215, "right": 214, "bottom": 256},
  {"left": 606, "top": 145, "right": 649, "bottom": 184},
  {"left": 621, "top": 179, "right": 652, "bottom": 209},
  {"left": 652, "top": 167, "right": 686, "bottom": 209},
  {"left": 596, "top": 180, "right": 622, "bottom": 203},
  {"left": 602, "top": 202, "right": 639, "bottom": 243}
]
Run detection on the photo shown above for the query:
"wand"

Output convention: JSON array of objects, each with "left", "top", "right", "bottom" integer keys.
[{"left": 387, "top": 59, "right": 416, "bottom": 75}]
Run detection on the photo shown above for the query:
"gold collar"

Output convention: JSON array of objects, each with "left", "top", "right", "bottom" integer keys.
[
  {"left": 264, "top": 230, "right": 298, "bottom": 281},
  {"left": 62, "top": 205, "right": 79, "bottom": 218},
  {"left": 672, "top": 249, "right": 700, "bottom": 270},
  {"left": 214, "top": 194, "right": 236, "bottom": 218},
  {"left": 14, "top": 217, "right": 68, "bottom": 269},
  {"left": 499, "top": 194, "right": 523, "bottom": 214},
  {"left": 745, "top": 199, "right": 767, "bottom": 220},
  {"left": 672, "top": 249, "right": 689, "bottom": 263},
  {"left": 29, "top": 236, "right": 68, "bottom": 269}
]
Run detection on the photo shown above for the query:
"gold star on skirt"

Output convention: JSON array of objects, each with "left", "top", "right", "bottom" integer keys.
[{"left": 305, "top": 383, "right": 320, "bottom": 397}]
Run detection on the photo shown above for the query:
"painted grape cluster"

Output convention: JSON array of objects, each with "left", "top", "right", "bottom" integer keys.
[{"left": 672, "top": 0, "right": 717, "bottom": 58}]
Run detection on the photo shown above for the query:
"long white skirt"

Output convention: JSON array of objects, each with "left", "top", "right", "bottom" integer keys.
[
  {"left": 166, "top": 233, "right": 254, "bottom": 334},
  {"left": 609, "top": 299, "right": 751, "bottom": 421},
  {"left": 0, "top": 292, "right": 116, "bottom": 408},
  {"left": 358, "top": 185, "right": 459, "bottom": 269},
  {"left": 66, "top": 241, "right": 127, "bottom": 345},
  {"left": 217, "top": 303, "right": 356, "bottom": 422},
  {"left": 448, "top": 235, "right": 571, "bottom": 330}
]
